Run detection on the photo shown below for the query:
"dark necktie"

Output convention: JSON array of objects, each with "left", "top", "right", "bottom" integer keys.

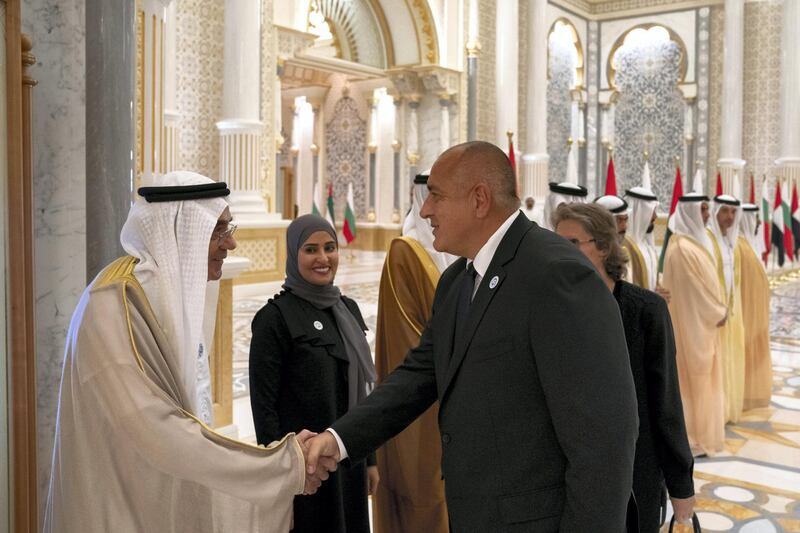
[{"left": 453, "top": 263, "right": 477, "bottom": 347}]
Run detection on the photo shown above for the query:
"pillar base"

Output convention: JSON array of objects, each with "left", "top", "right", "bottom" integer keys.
[
  {"left": 522, "top": 153, "right": 549, "bottom": 200},
  {"left": 717, "top": 158, "right": 746, "bottom": 196},
  {"left": 777, "top": 157, "right": 800, "bottom": 184}
]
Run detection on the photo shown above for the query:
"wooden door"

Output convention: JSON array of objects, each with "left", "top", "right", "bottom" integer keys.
[{"left": 5, "top": 0, "right": 38, "bottom": 530}]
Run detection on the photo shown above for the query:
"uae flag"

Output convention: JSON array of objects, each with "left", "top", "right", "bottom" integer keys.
[
  {"left": 325, "top": 182, "right": 336, "bottom": 230},
  {"left": 658, "top": 164, "right": 684, "bottom": 273},
  {"left": 771, "top": 180, "right": 788, "bottom": 265},
  {"left": 749, "top": 173, "right": 756, "bottom": 204},
  {"left": 716, "top": 171, "right": 723, "bottom": 196},
  {"left": 792, "top": 182, "right": 800, "bottom": 258},
  {"left": 782, "top": 180, "right": 795, "bottom": 262},
  {"left": 342, "top": 182, "right": 357, "bottom": 244},
  {"left": 605, "top": 155, "right": 617, "bottom": 196},
  {"left": 761, "top": 178, "right": 771, "bottom": 264}
]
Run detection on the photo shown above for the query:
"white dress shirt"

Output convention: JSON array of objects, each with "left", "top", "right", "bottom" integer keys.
[{"left": 327, "top": 210, "right": 522, "bottom": 460}]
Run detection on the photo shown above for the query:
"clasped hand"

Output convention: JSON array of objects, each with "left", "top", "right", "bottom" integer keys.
[{"left": 296, "top": 430, "right": 341, "bottom": 495}]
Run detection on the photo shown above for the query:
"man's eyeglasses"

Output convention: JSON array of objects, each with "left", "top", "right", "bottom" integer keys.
[
  {"left": 567, "top": 238, "right": 596, "bottom": 246},
  {"left": 212, "top": 224, "right": 237, "bottom": 243}
]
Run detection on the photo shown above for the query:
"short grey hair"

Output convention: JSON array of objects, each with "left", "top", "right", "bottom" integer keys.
[{"left": 552, "top": 202, "right": 629, "bottom": 282}]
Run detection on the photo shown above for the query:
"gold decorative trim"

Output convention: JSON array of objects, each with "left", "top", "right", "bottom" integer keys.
[
  {"left": 606, "top": 23, "right": 688, "bottom": 92},
  {"left": 136, "top": 8, "right": 144, "bottom": 180},
  {"left": 410, "top": 0, "right": 438, "bottom": 64},
  {"left": 365, "top": 0, "right": 396, "bottom": 67},
  {"left": 159, "top": 17, "right": 164, "bottom": 175},
  {"left": 150, "top": 13, "right": 156, "bottom": 175}
]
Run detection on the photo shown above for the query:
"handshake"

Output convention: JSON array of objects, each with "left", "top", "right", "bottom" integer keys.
[{"left": 295, "top": 430, "right": 342, "bottom": 495}]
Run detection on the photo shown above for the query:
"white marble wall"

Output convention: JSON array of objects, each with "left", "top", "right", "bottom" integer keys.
[
  {"left": 21, "top": 0, "right": 86, "bottom": 521},
  {"left": 418, "top": 93, "right": 444, "bottom": 173}
]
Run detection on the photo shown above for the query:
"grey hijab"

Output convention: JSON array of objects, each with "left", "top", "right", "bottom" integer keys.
[{"left": 282, "top": 214, "right": 376, "bottom": 407}]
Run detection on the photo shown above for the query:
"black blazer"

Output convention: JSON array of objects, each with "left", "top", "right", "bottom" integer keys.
[
  {"left": 614, "top": 281, "right": 694, "bottom": 532},
  {"left": 332, "top": 212, "right": 639, "bottom": 532},
  {"left": 249, "top": 291, "right": 373, "bottom": 533}
]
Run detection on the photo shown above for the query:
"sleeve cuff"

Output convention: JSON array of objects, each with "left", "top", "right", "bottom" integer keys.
[{"left": 326, "top": 428, "right": 349, "bottom": 461}]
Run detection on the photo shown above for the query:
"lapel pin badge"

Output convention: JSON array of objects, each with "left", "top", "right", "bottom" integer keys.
[
  {"left": 313, "top": 320, "right": 324, "bottom": 331},
  {"left": 489, "top": 275, "right": 499, "bottom": 289}
]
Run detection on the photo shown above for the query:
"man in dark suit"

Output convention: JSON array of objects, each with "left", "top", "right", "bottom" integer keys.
[{"left": 306, "top": 141, "right": 639, "bottom": 532}]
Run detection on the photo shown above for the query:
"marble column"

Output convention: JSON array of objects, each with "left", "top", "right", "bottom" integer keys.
[
  {"left": 290, "top": 96, "right": 314, "bottom": 217},
  {"left": 23, "top": 0, "right": 89, "bottom": 520},
  {"left": 406, "top": 97, "right": 421, "bottom": 193},
  {"left": 374, "top": 89, "right": 396, "bottom": 224},
  {"left": 162, "top": 0, "right": 179, "bottom": 174},
  {"left": 777, "top": 0, "right": 800, "bottom": 185},
  {"left": 217, "top": 0, "right": 268, "bottom": 225},
  {"left": 138, "top": 0, "right": 168, "bottom": 188},
  {"left": 466, "top": 0, "right": 480, "bottom": 141},
  {"left": 439, "top": 94, "right": 452, "bottom": 153},
  {"left": 522, "top": 0, "right": 548, "bottom": 201},
  {"left": 495, "top": 0, "right": 518, "bottom": 149},
  {"left": 367, "top": 95, "right": 378, "bottom": 219},
  {"left": 86, "top": 0, "right": 135, "bottom": 281},
  {"left": 717, "top": 0, "right": 746, "bottom": 194}
]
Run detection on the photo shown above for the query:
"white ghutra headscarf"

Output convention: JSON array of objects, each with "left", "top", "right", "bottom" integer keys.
[
  {"left": 120, "top": 171, "right": 228, "bottom": 424},
  {"left": 403, "top": 170, "right": 457, "bottom": 272}
]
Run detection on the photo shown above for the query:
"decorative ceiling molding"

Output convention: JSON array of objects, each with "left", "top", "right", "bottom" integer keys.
[
  {"left": 549, "top": 0, "right": 724, "bottom": 21},
  {"left": 408, "top": 0, "right": 439, "bottom": 65}
]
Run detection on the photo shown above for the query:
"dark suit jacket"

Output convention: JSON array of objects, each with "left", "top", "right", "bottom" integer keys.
[
  {"left": 332, "top": 212, "right": 639, "bottom": 532},
  {"left": 249, "top": 291, "right": 374, "bottom": 533},
  {"left": 614, "top": 281, "right": 694, "bottom": 533}
]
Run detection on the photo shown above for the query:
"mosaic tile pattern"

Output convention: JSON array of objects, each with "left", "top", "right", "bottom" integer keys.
[
  {"left": 614, "top": 35, "right": 684, "bottom": 200},
  {"left": 547, "top": 32, "right": 577, "bottom": 183},
  {"left": 325, "top": 95, "right": 368, "bottom": 217},
  {"left": 695, "top": 8, "right": 711, "bottom": 182}
]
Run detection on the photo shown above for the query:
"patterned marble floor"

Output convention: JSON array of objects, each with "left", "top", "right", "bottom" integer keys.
[{"left": 232, "top": 254, "right": 800, "bottom": 533}]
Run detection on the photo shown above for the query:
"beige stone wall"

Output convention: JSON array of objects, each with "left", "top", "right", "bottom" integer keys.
[
  {"left": 708, "top": 1, "right": 783, "bottom": 194},
  {"left": 742, "top": 0, "right": 782, "bottom": 183},
  {"left": 518, "top": 0, "right": 529, "bottom": 154},
  {"left": 707, "top": 5, "right": 723, "bottom": 196},
  {"left": 261, "top": 0, "right": 278, "bottom": 212},
  {"left": 476, "top": 0, "right": 496, "bottom": 143},
  {"left": 176, "top": 0, "right": 225, "bottom": 180}
]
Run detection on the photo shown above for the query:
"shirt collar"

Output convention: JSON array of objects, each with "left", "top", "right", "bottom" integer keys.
[{"left": 467, "top": 211, "right": 519, "bottom": 278}]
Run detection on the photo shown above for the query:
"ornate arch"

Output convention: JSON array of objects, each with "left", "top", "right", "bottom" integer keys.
[
  {"left": 607, "top": 23, "right": 688, "bottom": 92},
  {"left": 306, "top": 0, "right": 390, "bottom": 68},
  {"left": 548, "top": 18, "right": 584, "bottom": 89}
]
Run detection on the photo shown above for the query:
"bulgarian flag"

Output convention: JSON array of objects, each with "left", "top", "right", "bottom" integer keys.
[
  {"left": 716, "top": 171, "right": 723, "bottom": 196},
  {"left": 658, "top": 164, "right": 684, "bottom": 273},
  {"left": 605, "top": 155, "right": 617, "bottom": 196},
  {"left": 782, "top": 180, "right": 795, "bottom": 262},
  {"left": 761, "top": 177, "right": 771, "bottom": 264},
  {"left": 771, "top": 180, "right": 786, "bottom": 266},
  {"left": 792, "top": 181, "right": 800, "bottom": 258},
  {"left": 325, "top": 182, "right": 336, "bottom": 230},
  {"left": 311, "top": 181, "right": 321, "bottom": 216},
  {"left": 342, "top": 182, "right": 357, "bottom": 244}
]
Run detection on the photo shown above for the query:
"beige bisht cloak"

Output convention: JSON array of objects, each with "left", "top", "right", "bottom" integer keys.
[
  {"left": 44, "top": 257, "right": 305, "bottom": 533},
  {"left": 663, "top": 235, "right": 728, "bottom": 455},
  {"left": 373, "top": 237, "right": 449, "bottom": 533},
  {"left": 709, "top": 231, "right": 746, "bottom": 423},
  {"left": 737, "top": 237, "right": 773, "bottom": 410},
  {"left": 623, "top": 236, "right": 648, "bottom": 289}
]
